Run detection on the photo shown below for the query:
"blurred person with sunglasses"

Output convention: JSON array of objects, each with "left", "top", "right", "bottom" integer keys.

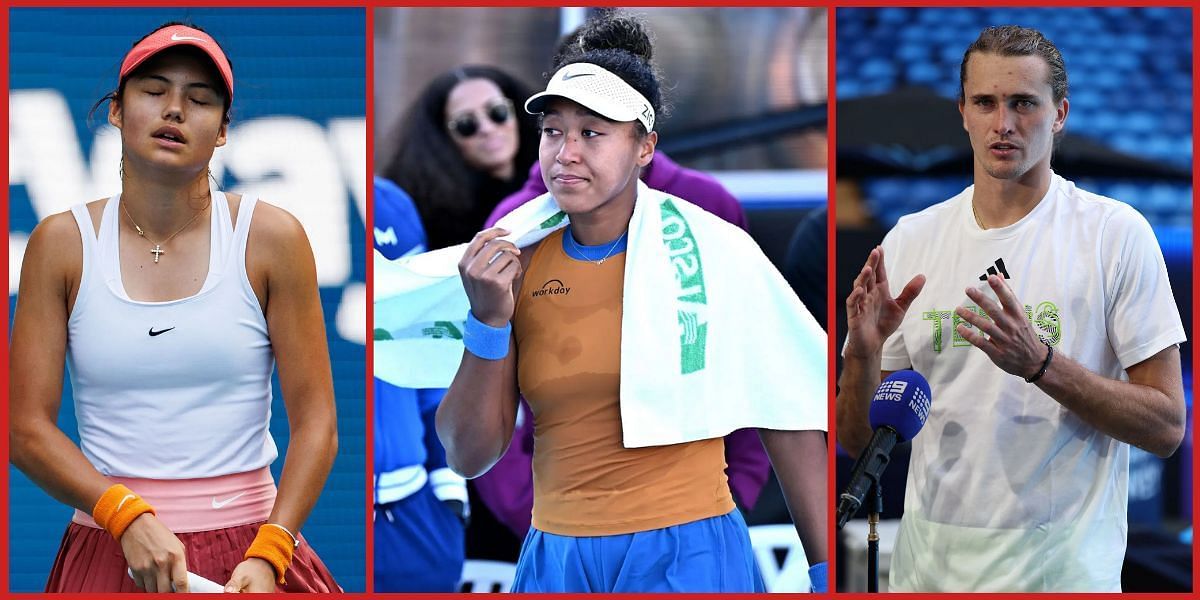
[{"left": 380, "top": 66, "right": 540, "bottom": 252}]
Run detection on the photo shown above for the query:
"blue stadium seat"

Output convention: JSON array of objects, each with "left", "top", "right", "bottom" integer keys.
[{"left": 838, "top": 7, "right": 1192, "bottom": 229}]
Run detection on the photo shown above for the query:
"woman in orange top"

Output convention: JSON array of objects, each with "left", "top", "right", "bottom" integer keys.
[{"left": 436, "top": 13, "right": 827, "bottom": 592}]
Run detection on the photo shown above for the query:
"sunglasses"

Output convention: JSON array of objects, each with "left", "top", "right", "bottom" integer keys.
[{"left": 447, "top": 99, "right": 514, "bottom": 138}]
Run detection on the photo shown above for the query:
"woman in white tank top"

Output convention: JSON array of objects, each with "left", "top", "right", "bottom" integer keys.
[{"left": 10, "top": 22, "right": 340, "bottom": 593}]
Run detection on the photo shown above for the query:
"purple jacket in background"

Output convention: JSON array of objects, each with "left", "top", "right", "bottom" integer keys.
[{"left": 475, "top": 151, "right": 770, "bottom": 538}]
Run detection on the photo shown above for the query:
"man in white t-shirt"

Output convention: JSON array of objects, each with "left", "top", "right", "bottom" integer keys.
[{"left": 837, "top": 25, "right": 1186, "bottom": 592}]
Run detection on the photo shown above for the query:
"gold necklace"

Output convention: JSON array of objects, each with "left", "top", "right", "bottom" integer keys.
[
  {"left": 971, "top": 201, "right": 986, "bottom": 230},
  {"left": 120, "top": 199, "right": 209, "bottom": 264}
]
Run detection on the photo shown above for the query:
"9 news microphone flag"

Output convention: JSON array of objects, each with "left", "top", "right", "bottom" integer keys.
[{"left": 837, "top": 370, "right": 932, "bottom": 528}]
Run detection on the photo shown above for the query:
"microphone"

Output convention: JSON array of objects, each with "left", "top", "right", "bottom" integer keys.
[{"left": 836, "top": 370, "right": 931, "bottom": 529}]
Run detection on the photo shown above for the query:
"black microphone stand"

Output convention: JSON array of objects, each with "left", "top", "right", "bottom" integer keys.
[{"left": 867, "top": 483, "right": 882, "bottom": 592}]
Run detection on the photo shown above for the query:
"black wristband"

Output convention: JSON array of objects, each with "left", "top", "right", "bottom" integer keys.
[{"left": 1025, "top": 343, "right": 1054, "bottom": 383}]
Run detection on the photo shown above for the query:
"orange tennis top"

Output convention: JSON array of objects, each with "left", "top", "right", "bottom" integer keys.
[{"left": 513, "top": 229, "right": 734, "bottom": 536}]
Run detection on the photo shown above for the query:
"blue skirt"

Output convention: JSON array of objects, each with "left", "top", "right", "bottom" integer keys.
[{"left": 511, "top": 509, "right": 765, "bottom": 592}]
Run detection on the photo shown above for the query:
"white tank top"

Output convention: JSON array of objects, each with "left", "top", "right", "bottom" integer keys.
[{"left": 66, "top": 188, "right": 278, "bottom": 479}]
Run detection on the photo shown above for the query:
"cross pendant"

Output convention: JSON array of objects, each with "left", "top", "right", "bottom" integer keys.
[{"left": 151, "top": 245, "right": 165, "bottom": 263}]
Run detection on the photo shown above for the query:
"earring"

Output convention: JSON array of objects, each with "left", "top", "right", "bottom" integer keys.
[{"left": 119, "top": 158, "right": 124, "bottom": 180}]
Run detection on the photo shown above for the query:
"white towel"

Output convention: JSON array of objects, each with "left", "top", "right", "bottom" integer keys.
[{"left": 374, "top": 180, "right": 826, "bottom": 447}]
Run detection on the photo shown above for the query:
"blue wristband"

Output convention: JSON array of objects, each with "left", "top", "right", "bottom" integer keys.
[
  {"left": 808, "top": 561, "right": 828, "bottom": 593},
  {"left": 464, "top": 311, "right": 511, "bottom": 360}
]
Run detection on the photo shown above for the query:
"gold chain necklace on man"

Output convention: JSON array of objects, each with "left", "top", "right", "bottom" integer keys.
[
  {"left": 120, "top": 199, "right": 209, "bottom": 264},
  {"left": 971, "top": 201, "right": 987, "bottom": 230}
]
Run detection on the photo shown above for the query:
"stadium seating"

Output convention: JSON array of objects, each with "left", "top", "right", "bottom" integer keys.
[{"left": 837, "top": 8, "right": 1192, "bottom": 230}]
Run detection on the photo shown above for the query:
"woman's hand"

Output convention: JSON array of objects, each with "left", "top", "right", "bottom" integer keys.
[
  {"left": 121, "top": 513, "right": 189, "bottom": 593},
  {"left": 459, "top": 227, "right": 523, "bottom": 327},
  {"left": 224, "top": 558, "right": 278, "bottom": 593}
]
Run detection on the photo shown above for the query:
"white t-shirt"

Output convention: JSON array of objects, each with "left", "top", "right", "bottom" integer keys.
[{"left": 878, "top": 173, "right": 1185, "bottom": 591}]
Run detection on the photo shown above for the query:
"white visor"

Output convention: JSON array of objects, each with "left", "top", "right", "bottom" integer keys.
[{"left": 525, "top": 62, "right": 655, "bottom": 132}]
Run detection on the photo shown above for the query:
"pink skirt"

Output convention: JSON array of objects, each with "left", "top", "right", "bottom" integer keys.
[{"left": 45, "top": 521, "right": 342, "bottom": 593}]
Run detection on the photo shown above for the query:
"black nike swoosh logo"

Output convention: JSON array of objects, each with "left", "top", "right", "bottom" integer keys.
[
  {"left": 561, "top": 72, "right": 596, "bottom": 81},
  {"left": 148, "top": 327, "right": 175, "bottom": 337}
]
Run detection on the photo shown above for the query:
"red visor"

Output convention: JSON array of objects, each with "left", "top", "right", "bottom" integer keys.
[{"left": 119, "top": 25, "right": 233, "bottom": 101}]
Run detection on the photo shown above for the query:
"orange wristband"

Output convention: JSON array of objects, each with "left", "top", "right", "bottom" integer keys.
[
  {"left": 244, "top": 524, "right": 297, "bottom": 585},
  {"left": 92, "top": 484, "right": 155, "bottom": 541}
]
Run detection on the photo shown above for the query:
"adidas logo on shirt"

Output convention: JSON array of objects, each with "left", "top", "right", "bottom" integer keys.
[{"left": 979, "top": 258, "right": 1011, "bottom": 281}]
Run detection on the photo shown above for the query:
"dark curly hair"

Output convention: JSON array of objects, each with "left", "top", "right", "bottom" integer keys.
[
  {"left": 380, "top": 65, "right": 539, "bottom": 249},
  {"left": 551, "top": 11, "right": 668, "bottom": 136}
]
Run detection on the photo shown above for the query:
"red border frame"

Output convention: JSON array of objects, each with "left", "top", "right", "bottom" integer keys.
[
  {"left": 825, "top": 5, "right": 839, "bottom": 592},
  {"left": 364, "top": 5, "right": 377, "bottom": 591},
  {"left": 1192, "top": 6, "right": 1198, "bottom": 596},
  {"left": 1, "top": 4, "right": 374, "bottom": 595},
  {"left": 3, "top": 3, "right": 1197, "bottom": 599},
  {"left": 2, "top": 4, "right": 11, "bottom": 596}
]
